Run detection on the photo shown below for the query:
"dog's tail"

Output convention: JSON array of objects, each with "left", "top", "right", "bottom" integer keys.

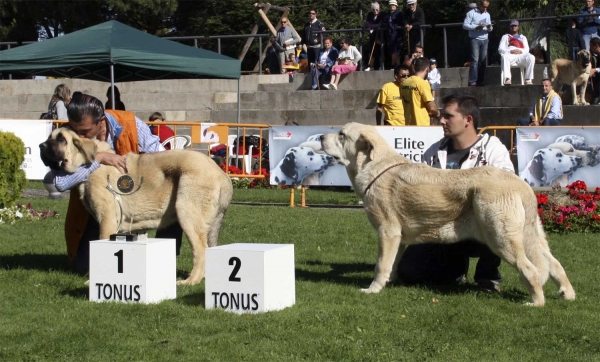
[
  {"left": 550, "top": 61, "right": 558, "bottom": 82},
  {"left": 208, "top": 176, "right": 233, "bottom": 248}
]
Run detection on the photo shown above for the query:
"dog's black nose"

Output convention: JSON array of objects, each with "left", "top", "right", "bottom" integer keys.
[
  {"left": 319, "top": 135, "right": 324, "bottom": 142},
  {"left": 39, "top": 142, "right": 47, "bottom": 150}
]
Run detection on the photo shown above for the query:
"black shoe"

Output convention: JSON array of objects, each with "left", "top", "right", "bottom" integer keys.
[{"left": 478, "top": 280, "right": 501, "bottom": 293}]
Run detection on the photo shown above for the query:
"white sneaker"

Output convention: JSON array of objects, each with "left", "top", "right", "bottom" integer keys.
[
  {"left": 322, "top": 84, "right": 330, "bottom": 90},
  {"left": 364, "top": 67, "right": 371, "bottom": 72},
  {"left": 330, "top": 84, "right": 338, "bottom": 90}
]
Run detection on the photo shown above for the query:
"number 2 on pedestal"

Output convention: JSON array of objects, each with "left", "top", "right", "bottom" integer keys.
[
  {"left": 114, "top": 250, "right": 123, "bottom": 273},
  {"left": 229, "top": 257, "right": 241, "bottom": 282}
]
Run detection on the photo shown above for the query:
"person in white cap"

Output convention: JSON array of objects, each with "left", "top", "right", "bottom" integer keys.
[
  {"left": 498, "top": 20, "right": 535, "bottom": 85},
  {"left": 463, "top": 0, "right": 492, "bottom": 86},
  {"left": 403, "top": 0, "right": 425, "bottom": 54},
  {"left": 385, "top": 0, "right": 405, "bottom": 67}
]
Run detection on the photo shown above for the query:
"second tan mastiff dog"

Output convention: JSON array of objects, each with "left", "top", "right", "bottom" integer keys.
[
  {"left": 551, "top": 49, "right": 592, "bottom": 105},
  {"left": 322, "top": 123, "right": 575, "bottom": 306},
  {"left": 40, "top": 128, "right": 233, "bottom": 285}
]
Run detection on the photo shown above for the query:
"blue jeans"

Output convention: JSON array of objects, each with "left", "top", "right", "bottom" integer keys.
[
  {"left": 469, "top": 38, "right": 488, "bottom": 85},
  {"left": 582, "top": 32, "right": 600, "bottom": 50},
  {"left": 310, "top": 64, "right": 332, "bottom": 89}
]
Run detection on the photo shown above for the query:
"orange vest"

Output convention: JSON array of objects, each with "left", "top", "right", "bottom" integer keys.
[{"left": 65, "top": 110, "right": 139, "bottom": 260}]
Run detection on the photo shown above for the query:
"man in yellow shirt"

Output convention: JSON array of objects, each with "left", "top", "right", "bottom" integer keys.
[
  {"left": 376, "top": 65, "right": 411, "bottom": 125},
  {"left": 401, "top": 57, "right": 440, "bottom": 125}
]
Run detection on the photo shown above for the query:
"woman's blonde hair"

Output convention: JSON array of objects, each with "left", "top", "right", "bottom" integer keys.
[{"left": 51, "top": 84, "right": 72, "bottom": 105}]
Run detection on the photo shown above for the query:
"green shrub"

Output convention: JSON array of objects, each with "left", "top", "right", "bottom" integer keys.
[{"left": 0, "top": 131, "right": 27, "bottom": 208}]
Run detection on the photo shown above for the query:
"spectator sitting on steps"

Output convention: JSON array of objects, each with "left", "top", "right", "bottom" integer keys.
[
  {"left": 311, "top": 37, "right": 338, "bottom": 90},
  {"left": 517, "top": 79, "right": 563, "bottom": 126},
  {"left": 498, "top": 20, "right": 535, "bottom": 85},
  {"left": 327, "top": 38, "right": 362, "bottom": 90}
]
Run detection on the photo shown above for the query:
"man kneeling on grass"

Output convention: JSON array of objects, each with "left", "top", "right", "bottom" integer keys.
[{"left": 396, "top": 94, "right": 514, "bottom": 292}]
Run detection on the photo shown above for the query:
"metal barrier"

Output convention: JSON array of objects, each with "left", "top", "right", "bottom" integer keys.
[
  {"left": 478, "top": 126, "right": 517, "bottom": 152},
  {"left": 51, "top": 120, "right": 269, "bottom": 179}
]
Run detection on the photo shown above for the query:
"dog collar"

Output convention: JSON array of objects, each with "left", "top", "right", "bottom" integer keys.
[{"left": 364, "top": 163, "right": 410, "bottom": 193}]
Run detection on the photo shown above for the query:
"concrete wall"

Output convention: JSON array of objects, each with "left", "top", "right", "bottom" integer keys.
[{"left": 1, "top": 65, "right": 597, "bottom": 129}]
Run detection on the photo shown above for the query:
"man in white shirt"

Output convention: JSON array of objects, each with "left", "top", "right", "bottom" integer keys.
[{"left": 498, "top": 20, "right": 536, "bottom": 85}]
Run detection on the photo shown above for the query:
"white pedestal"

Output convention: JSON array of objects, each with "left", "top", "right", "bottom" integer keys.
[
  {"left": 205, "top": 243, "right": 295, "bottom": 314},
  {"left": 89, "top": 238, "right": 176, "bottom": 304}
]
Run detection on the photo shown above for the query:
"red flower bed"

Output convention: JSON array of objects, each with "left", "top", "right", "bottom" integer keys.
[
  {"left": 219, "top": 164, "right": 278, "bottom": 189},
  {"left": 537, "top": 181, "right": 600, "bottom": 233}
]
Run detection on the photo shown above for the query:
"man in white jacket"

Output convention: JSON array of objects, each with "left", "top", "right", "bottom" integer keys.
[
  {"left": 498, "top": 20, "right": 536, "bottom": 85},
  {"left": 397, "top": 94, "right": 514, "bottom": 292}
]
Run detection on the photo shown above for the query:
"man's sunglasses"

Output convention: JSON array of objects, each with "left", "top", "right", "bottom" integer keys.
[{"left": 399, "top": 74, "right": 410, "bottom": 78}]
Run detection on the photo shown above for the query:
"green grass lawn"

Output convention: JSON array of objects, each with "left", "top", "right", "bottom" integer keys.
[{"left": 1, "top": 191, "right": 599, "bottom": 361}]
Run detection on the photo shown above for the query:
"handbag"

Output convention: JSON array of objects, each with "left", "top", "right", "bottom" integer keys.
[{"left": 40, "top": 101, "right": 58, "bottom": 120}]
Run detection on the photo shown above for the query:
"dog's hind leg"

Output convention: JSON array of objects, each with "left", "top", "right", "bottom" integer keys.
[
  {"left": 534, "top": 221, "right": 576, "bottom": 300},
  {"left": 362, "top": 224, "right": 402, "bottom": 294},
  {"left": 176, "top": 217, "right": 209, "bottom": 286},
  {"left": 494, "top": 236, "right": 546, "bottom": 307},
  {"left": 476, "top": 196, "right": 545, "bottom": 306}
]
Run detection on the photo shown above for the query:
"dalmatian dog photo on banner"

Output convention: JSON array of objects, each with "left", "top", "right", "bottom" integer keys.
[
  {"left": 516, "top": 127, "right": 600, "bottom": 188},
  {"left": 269, "top": 126, "right": 444, "bottom": 186}
]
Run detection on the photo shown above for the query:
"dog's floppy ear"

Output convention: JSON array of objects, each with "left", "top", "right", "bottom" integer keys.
[
  {"left": 359, "top": 129, "right": 380, "bottom": 161},
  {"left": 73, "top": 137, "right": 97, "bottom": 165},
  {"left": 528, "top": 153, "right": 546, "bottom": 182},
  {"left": 280, "top": 151, "right": 298, "bottom": 179}
]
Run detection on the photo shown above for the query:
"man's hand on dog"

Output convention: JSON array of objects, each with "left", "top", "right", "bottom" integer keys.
[{"left": 96, "top": 152, "right": 127, "bottom": 173}]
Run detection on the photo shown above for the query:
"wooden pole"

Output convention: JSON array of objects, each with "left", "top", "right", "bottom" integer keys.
[
  {"left": 289, "top": 187, "right": 295, "bottom": 207},
  {"left": 239, "top": 4, "right": 271, "bottom": 61},
  {"left": 258, "top": 8, "right": 278, "bottom": 36},
  {"left": 301, "top": 186, "right": 307, "bottom": 207}
]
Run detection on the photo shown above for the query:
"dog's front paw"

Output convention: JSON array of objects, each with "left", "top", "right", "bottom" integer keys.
[
  {"left": 360, "top": 281, "right": 384, "bottom": 294},
  {"left": 176, "top": 277, "right": 202, "bottom": 286}
]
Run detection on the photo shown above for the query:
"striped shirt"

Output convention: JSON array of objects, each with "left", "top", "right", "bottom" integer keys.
[{"left": 53, "top": 112, "right": 164, "bottom": 192}]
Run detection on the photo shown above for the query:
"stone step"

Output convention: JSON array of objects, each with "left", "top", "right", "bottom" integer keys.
[
  {"left": 257, "top": 64, "right": 549, "bottom": 91},
  {"left": 212, "top": 105, "right": 600, "bottom": 128}
]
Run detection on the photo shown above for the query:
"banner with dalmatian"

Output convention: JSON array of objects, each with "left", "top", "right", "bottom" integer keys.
[
  {"left": 516, "top": 127, "right": 600, "bottom": 188},
  {"left": 269, "top": 126, "right": 444, "bottom": 186}
]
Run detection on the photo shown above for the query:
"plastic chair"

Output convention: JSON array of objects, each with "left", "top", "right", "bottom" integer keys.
[
  {"left": 227, "top": 135, "right": 254, "bottom": 173},
  {"left": 161, "top": 135, "right": 191, "bottom": 150},
  {"left": 500, "top": 66, "right": 525, "bottom": 86}
]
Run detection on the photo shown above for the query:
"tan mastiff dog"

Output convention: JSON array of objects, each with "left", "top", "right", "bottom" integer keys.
[
  {"left": 321, "top": 123, "right": 575, "bottom": 306},
  {"left": 40, "top": 128, "right": 233, "bottom": 285},
  {"left": 551, "top": 49, "right": 592, "bottom": 105}
]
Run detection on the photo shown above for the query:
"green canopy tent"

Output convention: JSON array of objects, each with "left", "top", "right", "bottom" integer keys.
[{"left": 0, "top": 20, "right": 242, "bottom": 122}]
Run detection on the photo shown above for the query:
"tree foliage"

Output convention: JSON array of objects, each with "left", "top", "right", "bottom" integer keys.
[{"left": 0, "top": 0, "right": 587, "bottom": 67}]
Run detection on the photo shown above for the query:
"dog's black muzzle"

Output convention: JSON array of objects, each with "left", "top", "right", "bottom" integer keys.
[{"left": 39, "top": 139, "right": 63, "bottom": 171}]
